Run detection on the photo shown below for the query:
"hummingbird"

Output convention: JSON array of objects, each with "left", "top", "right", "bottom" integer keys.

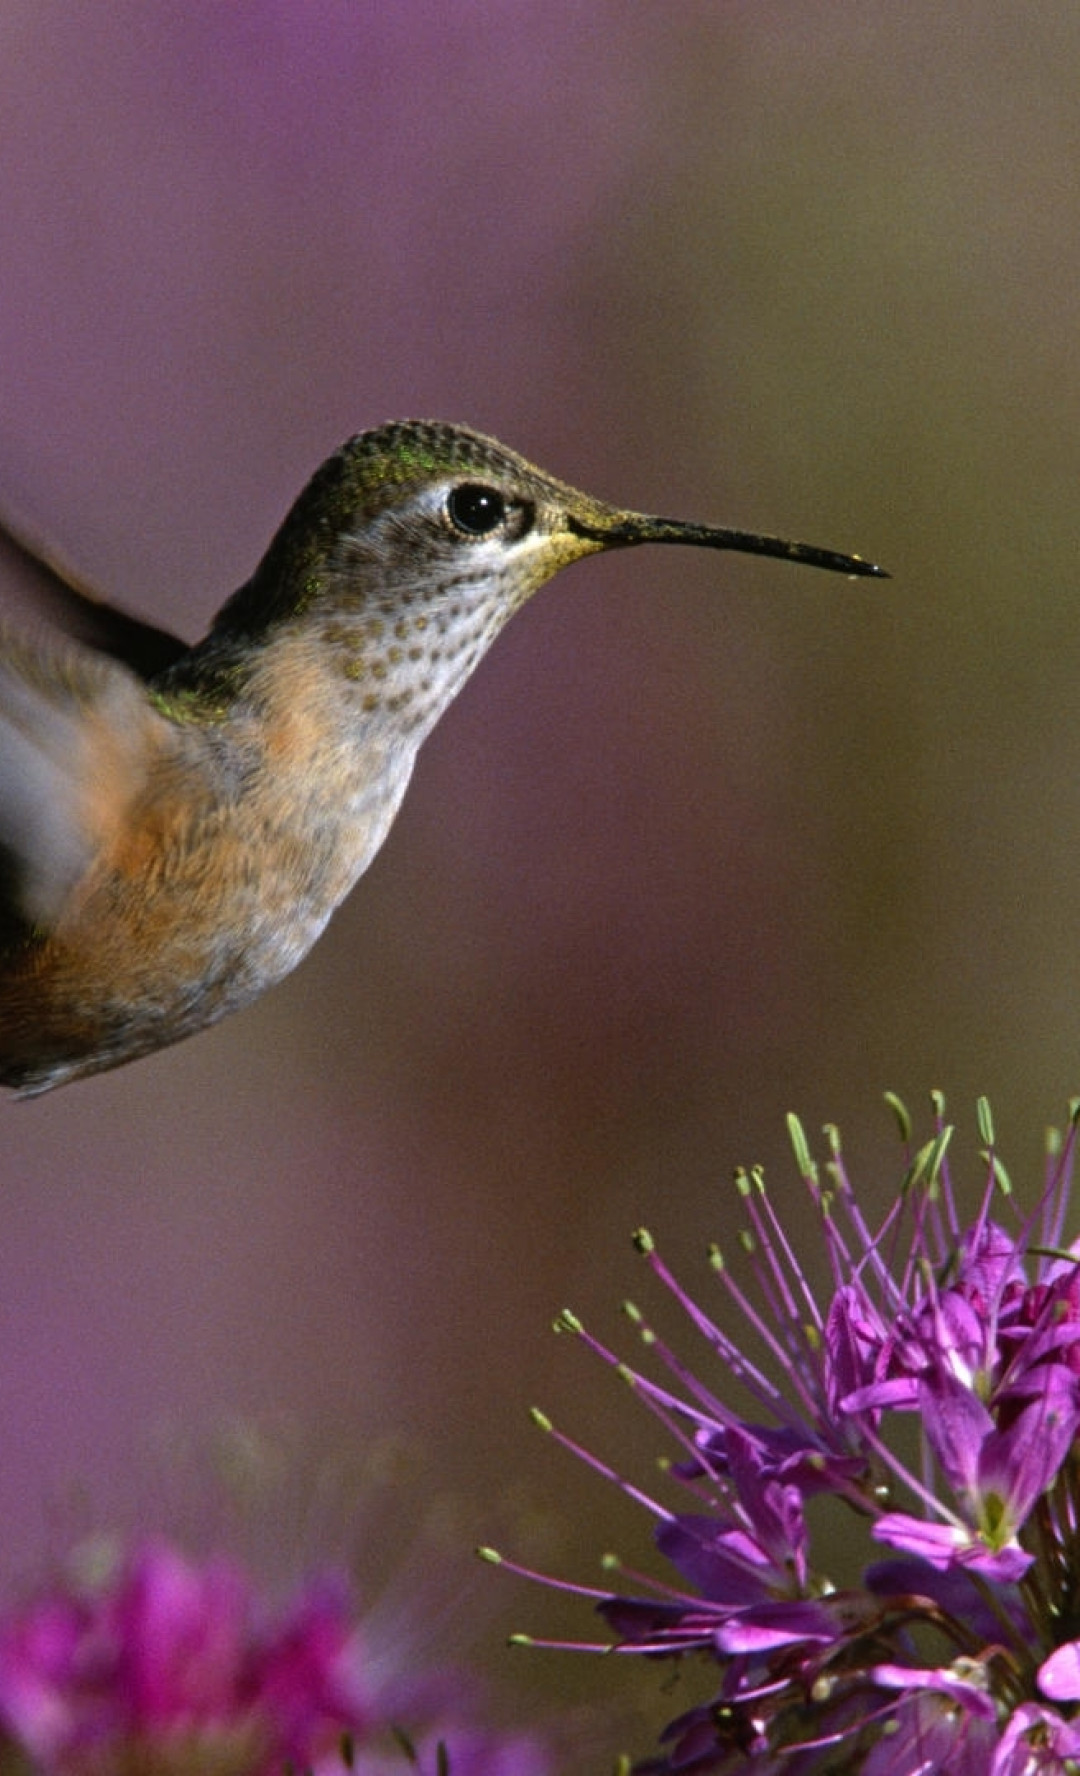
[{"left": 0, "top": 421, "right": 885, "bottom": 1095}]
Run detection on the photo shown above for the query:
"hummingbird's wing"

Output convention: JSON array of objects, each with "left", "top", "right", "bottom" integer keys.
[
  {"left": 0, "top": 503, "right": 188, "bottom": 678},
  {"left": 0, "top": 634, "right": 159, "bottom": 936}
]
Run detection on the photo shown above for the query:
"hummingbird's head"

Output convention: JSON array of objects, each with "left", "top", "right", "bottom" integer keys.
[
  {"left": 197, "top": 422, "right": 885, "bottom": 750},
  {"left": 216, "top": 419, "right": 884, "bottom": 651},
  {"left": 204, "top": 421, "right": 662, "bottom": 737},
  {"left": 218, "top": 420, "right": 627, "bottom": 653}
]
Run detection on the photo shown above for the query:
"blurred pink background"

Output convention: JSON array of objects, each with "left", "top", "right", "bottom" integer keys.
[{"left": 2, "top": 0, "right": 1080, "bottom": 1749}]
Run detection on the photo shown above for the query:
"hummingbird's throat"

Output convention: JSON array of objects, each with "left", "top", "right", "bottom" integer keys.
[{"left": 308, "top": 590, "right": 508, "bottom": 743}]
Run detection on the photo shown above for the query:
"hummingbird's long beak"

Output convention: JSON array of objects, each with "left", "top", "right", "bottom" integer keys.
[{"left": 567, "top": 511, "right": 888, "bottom": 580}]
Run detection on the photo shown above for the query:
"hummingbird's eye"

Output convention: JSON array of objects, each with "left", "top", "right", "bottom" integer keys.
[{"left": 445, "top": 484, "right": 508, "bottom": 537}]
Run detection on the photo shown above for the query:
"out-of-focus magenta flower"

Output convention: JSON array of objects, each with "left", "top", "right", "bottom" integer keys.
[
  {"left": 491, "top": 1096, "right": 1080, "bottom": 1772},
  {"left": 0, "top": 1534, "right": 550, "bottom": 1775},
  {"left": 0, "top": 1536, "right": 362, "bottom": 1772}
]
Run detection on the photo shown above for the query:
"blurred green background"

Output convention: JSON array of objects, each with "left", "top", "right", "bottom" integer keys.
[{"left": 1, "top": 0, "right": 1078, "bottom": 1752}]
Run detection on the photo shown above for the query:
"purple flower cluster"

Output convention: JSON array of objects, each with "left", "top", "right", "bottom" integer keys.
[
  {"left": 494, "top": 1096, "right": 1080, "bottom": 1772},
  {"left": 0, "top": 1534, "right": 550, "bottom": 1776}
]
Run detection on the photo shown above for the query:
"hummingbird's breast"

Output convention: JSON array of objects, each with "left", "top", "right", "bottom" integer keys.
[
  {"left": 0, "top": 683, "right": 418, "bottom": 1093},
  {"left": 0, "top": 569, "right": 512, "bottom": 1092}
]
